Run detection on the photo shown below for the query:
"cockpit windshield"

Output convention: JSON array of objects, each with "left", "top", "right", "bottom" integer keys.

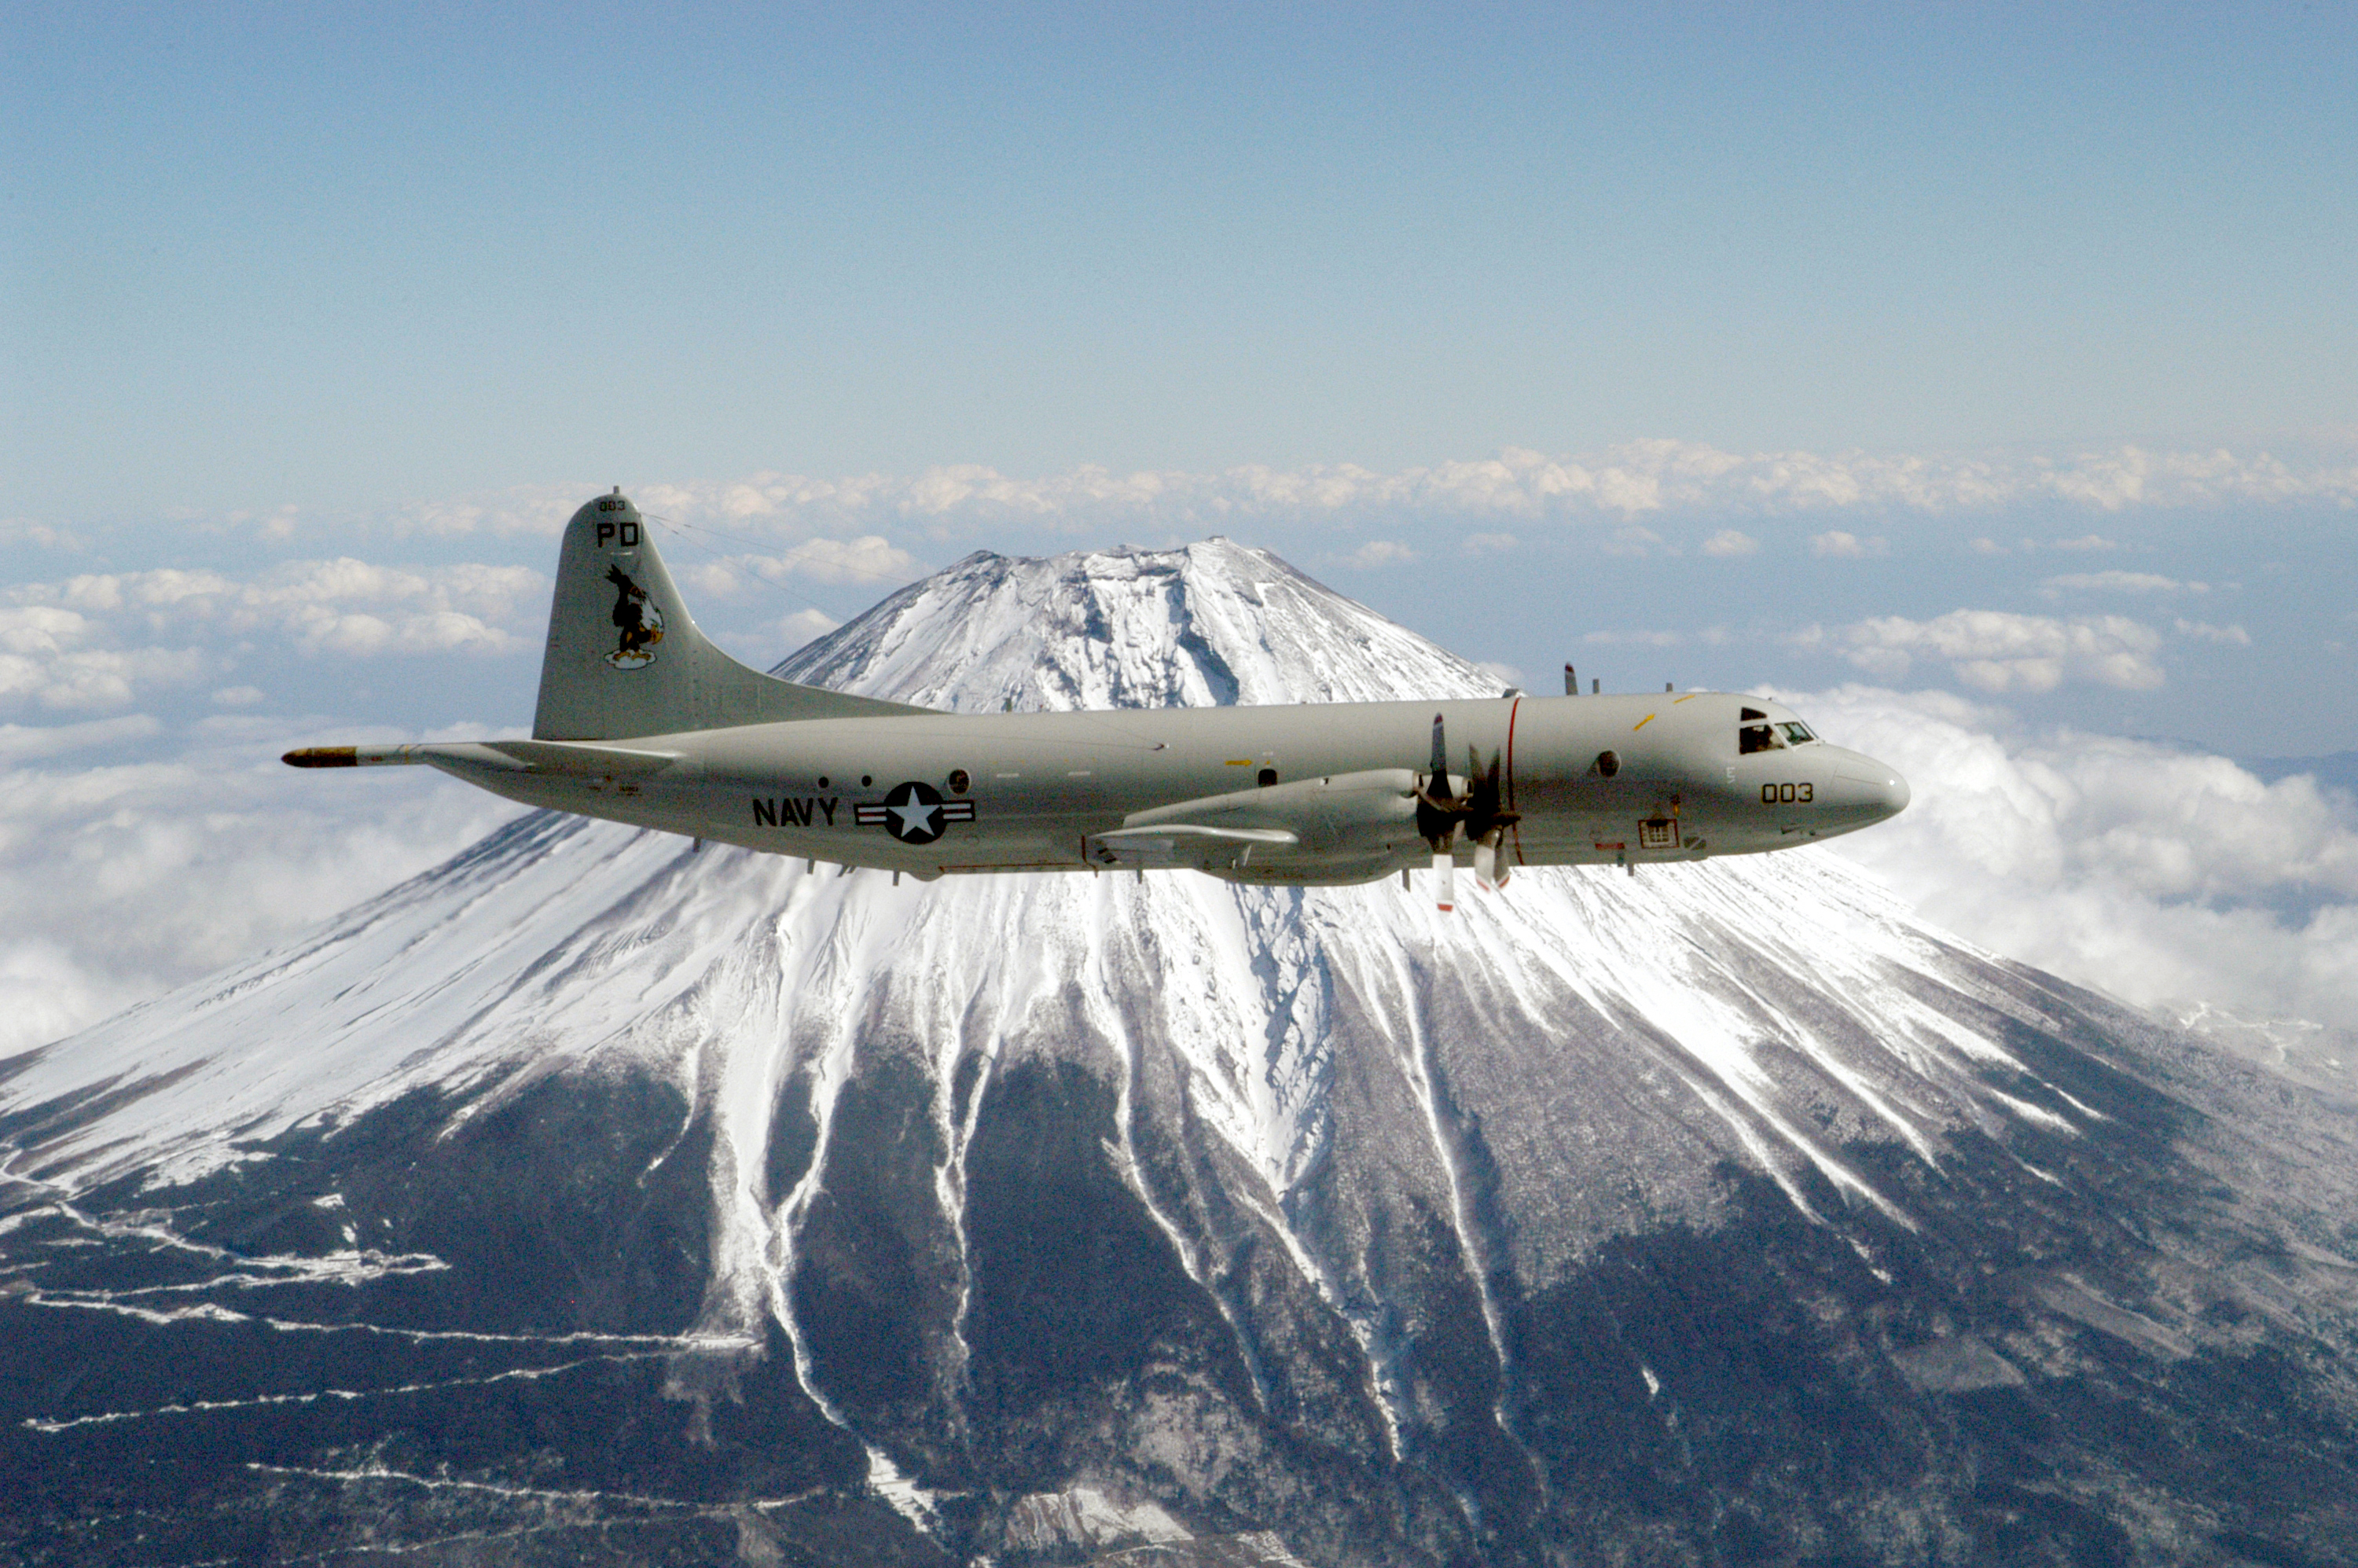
[{"left": 1739, "top": 708, "right": 1820, "bottom": 754}]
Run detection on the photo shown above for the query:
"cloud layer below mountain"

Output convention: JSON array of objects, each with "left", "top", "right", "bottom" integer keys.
[
  {"left": 1801, "top": 685, "right": 2358, "bottom": 1041},
  {"left": 0, "top": 718, "right": 523, "bottom": 1055},
  {"left": 0, "top": 689, "right": 2349, "bottom": 1061}
]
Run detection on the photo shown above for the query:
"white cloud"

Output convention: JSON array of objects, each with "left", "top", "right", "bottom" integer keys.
[
  {"left": 0, "top": 721, "right": 526, "bottom": 1055},
  {"left": 0, "top": 560, "right": 549, "bottom": 714},
  {"left": 2174, "top": 619, "right": 2253, "bottom": 645},
  {"left": 1701, "top": 528, "right": 1760, "bottom": 556},
  {"left": 0, "top": 603, "right": 211, "bottom": 711},
  {"left": 1793, "top": 685, "right": 2358, "bottom": 1034},
  {"left": 1814, "top": 609, "right": 2165, "bottom": 693},
  {"left": 0, "top": 604, "right": 97, "bottom": 654},
  {"left": 11, "top": 560, "right": 549, "bottom": 637},
  {"left": 2040, "top": 570, "right": 2202, "bottom": 595},
  {"left": 10, "top": 519, "right": 85, "bottom": 552},
  {"left": 1344, "top": 540, "right": 1418, "bottom": 568},
  {"left": 166, "top": 442, "right": 2357, "bottom": 551},
  {"left": 0, "top": 714, "right": 161, "bottom": 762},
  {"left": 1810, "top": 530, "right": 1888, "bottom": 558},
  {"left": 0, "top": 941, "right": 115, "bottom": 1060},
  {"left": 777, "top": 608, "right": 842, "bottom": 649},
  {"left": 1602, "top": 526, "right": 1665, "bottom": 557},
  {"left": 1474, "top": 660, "right": 1523, "bottom": 691},
  {"left": 681, "top": 538, "right": 920, "bottom": 594},
  {"left": 756, "top": 536, "right": 920, "bottom": 587},
  {"left": 1461, "top": 532, "right": 1519, "bottom": 556}
]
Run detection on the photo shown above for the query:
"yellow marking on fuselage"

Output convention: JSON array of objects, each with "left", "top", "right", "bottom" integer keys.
[
  {"left": 1633, "top": 714, "right": 1656, "bottom": 731},
  {"left": 1225, "top": 758, "right": 1252, "bottom": 766}
]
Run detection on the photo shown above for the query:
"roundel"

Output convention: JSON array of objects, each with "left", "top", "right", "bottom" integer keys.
[{"left": 880, "top": 780, "right": 948, "bottom": 845}]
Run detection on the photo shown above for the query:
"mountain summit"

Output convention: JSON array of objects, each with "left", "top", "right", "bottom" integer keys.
[{"left": 5, "top": 542, "right": 2356, "bottom": 1566}]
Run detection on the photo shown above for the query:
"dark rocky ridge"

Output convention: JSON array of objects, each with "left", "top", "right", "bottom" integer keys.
[{"left": 2, "top": 542, "right": 2356, "bottom": 1566}]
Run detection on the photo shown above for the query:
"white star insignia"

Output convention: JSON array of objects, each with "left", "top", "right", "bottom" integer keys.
[{"left": 889, "top": 796, "right": 942, "bottom": 836}]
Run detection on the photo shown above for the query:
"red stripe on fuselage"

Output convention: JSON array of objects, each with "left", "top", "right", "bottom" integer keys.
[{"left": 1505, "top": 696, "right": 1525, "bottom": 866}]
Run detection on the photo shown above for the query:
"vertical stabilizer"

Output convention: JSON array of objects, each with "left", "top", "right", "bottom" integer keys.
[{"left": 532, "top": 492, "right": 930, "bottom": 740}]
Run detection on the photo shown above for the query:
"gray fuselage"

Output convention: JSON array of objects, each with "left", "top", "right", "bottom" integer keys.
[{"left": 437, "top": 690, "right": 1909, "bottom": 884}]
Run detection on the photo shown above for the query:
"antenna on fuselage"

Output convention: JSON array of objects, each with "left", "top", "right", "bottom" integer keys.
[{"left": 1564, "top": 663, "right": 1576, "bottom": 695}]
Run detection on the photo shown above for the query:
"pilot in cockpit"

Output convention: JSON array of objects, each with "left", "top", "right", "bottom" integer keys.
[{"left": 1739, "top": 706, "right": 1818, "bottom": 755}]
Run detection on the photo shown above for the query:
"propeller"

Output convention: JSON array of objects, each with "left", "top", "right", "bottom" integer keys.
[
  {"left": 1416, "top": 714, "right": 1459, "bottom": 910},
  {"left": 1415, "top": 714, "right": 1521, "bottom": 910}
]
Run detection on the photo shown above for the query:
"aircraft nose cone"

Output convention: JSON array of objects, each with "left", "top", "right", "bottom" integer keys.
[
  {"left": 1825, "top": 750, "right": 1910, "bottom": 823},
  {"left": 1880, "top": 766, "right": 1912, "bottom": 817},
  {"left": 1848, "top": 758, "right": 1909, "bottom": 819}
]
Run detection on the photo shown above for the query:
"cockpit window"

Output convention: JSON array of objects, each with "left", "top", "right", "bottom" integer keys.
[{"left": 1739, "top": 711, "right": 1820, "bottom": 754}]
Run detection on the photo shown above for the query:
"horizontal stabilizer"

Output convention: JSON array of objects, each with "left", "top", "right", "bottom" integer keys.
[{"left": 285, "top": 739, "right": 685, "bottom": 784}]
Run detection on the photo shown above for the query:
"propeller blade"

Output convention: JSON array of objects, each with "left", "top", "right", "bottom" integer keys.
[
  {"left": 1473, "top": 838, "right": 1497, "bottom": 893},
  {"left": 1417, "top": 713, "right": 1466, "bottom": 848},
  {"left": 1451, "top": 747, "right": 1513, "bottom": 843},
  {"left": 1434, "top": 850, "right": 1456, "bottom": 913},
  {"left": 1485, "top": 828, "right": 1515, "bottom": 890}
]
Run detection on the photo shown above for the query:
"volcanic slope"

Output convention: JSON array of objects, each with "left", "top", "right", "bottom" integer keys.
[{"left": 5, "top": 541, "right": 2358, "bottom": 1567}]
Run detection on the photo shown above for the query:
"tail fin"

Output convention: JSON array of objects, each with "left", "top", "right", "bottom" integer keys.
[{"left": 532, "top": 490, "right": 930, "bottom": 740}]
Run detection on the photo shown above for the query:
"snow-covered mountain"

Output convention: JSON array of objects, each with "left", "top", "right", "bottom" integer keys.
[{"left": 5, "top": 541, "right": 2357, "bottom": 1566}]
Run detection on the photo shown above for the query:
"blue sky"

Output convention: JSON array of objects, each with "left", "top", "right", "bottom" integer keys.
[
  {"left": 8, "top": 4, "right": 2355, "bottom": 507},
  {"left": 3, "top": 4, "right": 2356, "bottom": 1050}
]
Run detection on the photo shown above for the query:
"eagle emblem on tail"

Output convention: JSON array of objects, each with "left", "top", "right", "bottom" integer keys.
[{"left": 604, "top": 565, "right": 665, "bottom": 670}]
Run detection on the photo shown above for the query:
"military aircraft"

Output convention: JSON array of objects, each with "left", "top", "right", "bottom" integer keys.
[{"left": 286, "top": 490, "right": 1909, "bottom": 910}]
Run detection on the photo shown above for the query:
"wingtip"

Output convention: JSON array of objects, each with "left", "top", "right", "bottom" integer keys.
[{"left": 282, "top": 746, "right": 358, "bottom": 769}]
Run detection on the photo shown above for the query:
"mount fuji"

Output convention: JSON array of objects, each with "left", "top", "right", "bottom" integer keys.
[{"left": 4, "top": 542, "right": 2356, "bottom": 1566}]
